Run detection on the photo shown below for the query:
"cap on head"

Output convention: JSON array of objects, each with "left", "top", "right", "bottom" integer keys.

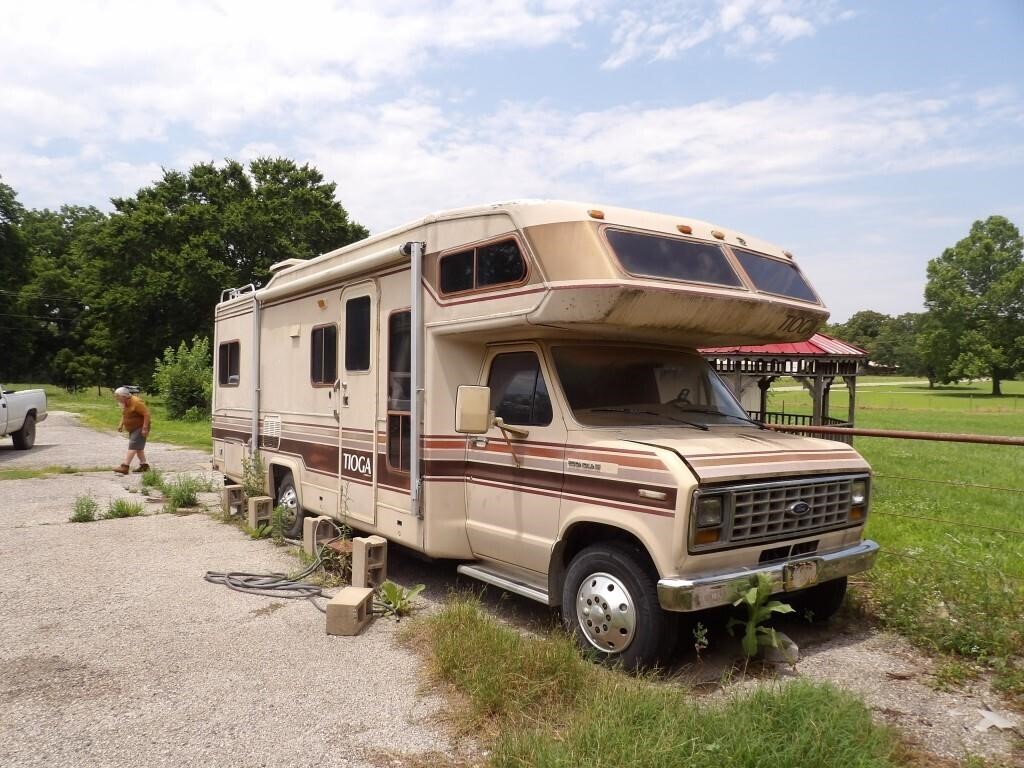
[{"left": 114, "top": 386, "right": 132, "bottom": 397}]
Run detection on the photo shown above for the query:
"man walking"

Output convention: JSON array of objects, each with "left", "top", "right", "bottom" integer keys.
[{"left": 113, "top": 386, "right": 151, "bottom": 475}]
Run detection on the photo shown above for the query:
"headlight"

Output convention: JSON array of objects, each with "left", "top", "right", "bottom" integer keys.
[
  {"left": 849, "top": 478, "right": 868, "bottom": 521},
  {"left": 695, "top": 495, "right": 723, "bottom": 528}
]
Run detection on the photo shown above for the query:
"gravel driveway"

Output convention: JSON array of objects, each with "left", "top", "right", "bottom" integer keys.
[
  {"left": 0, "top": 413, "right": 461, "bottom": 768},
  {"left": 1, "top": 413, "right": 1020, "bottom": 766}
]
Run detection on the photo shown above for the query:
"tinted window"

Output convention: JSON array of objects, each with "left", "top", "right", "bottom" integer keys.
[
  {"left": 388, "top": 312, "right": 411, "bottom": 411},
  {"left": 607, "top": 229, "right": 743, "bottom": 287},
  {"left": 345, "top": 296, "right": 371, "bottom": 371},
  {"left": 439, "top": 250, "right": 474, "bottom": 294},
  {"left": 311, "top": 325, "right": 338, "bottom": 385},
  {"left": 733, "top": 248, "right": 819, "bottom": 303},
  {"left": 478, "top": 240, "right": 526, "bottom": 287},
  {"left": 438, "top": 239, "right": 526, "bottom": 295},
  {"left": 387, "top": 311, "right": 412, "bottom": 471},
  {"left": 218, "top": 341, "right": 240, "bottom": 386},
  {"left": 487, "top": 352, "right": 552, "bottom": 426}
]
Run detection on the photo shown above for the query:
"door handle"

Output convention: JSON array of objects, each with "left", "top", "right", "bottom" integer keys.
[{"left": 473, "top": 436, "right": 488, "bottom": 448}]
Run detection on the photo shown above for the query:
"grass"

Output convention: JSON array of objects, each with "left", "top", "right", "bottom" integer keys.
[
  {"left": 0, "top": 465, "right": 99, "bottom": 481},
  {"left": 8, "top": 382, "right": 212, "bottom": 451},
  {"left": 162, "top": 474, "right": 211, "bottom": 510},
  {"left": 102, "top": 498, "right": 144, "bottom": 519},
  {"left": 766, "top": 377, "right": 1024, "bottom": 703},
  {"left": 416, "top": 596, "right": 903, "bottom": 768},
  {"left": 69, "top": 495, "right": 99, "bottom": 523}
]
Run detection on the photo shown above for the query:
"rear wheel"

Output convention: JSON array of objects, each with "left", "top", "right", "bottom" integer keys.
[
  {"left": 274, "top": 475, "right": 305, "bottom": 539},
  {"left": 12, "top": 413, "right": 36, "bottom": 450},
  {"left": 561, "top": 542, "right": 674, "bottom": 670},
  {"left": 787, "top": 576, "right": 847, "bottom": 623}
]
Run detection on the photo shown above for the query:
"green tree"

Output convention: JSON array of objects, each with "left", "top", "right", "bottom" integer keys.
[
  {"left": 0, "top": 176, "right": 32, "bottom": 377},
  {"left": 18, "top": 206, "right": 108, "bottom": 383},
  {"left": 76, "top": 158, "right": 367, "bottom": 385},
  {"left": 826, "top": 310, "right": 889, "bottom": 353},
  {"left": 923, "top": 216, "right": 1024, "bottom": 395}
]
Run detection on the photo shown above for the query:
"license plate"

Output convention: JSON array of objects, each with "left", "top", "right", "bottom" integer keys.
[{"left": 783, "top": 560, "right": 819, "bottom": 591}]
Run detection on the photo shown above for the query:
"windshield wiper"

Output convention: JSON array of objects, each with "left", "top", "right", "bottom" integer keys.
[
  {"left": 670, "top": 405, "right": 765, "bottom": 428},
  {"left": 590, "top": 407, "right": 709, "bottom": 431}
]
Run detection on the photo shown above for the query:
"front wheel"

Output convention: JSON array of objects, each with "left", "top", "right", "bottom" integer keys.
[
  {"left": 561, "top": 542, "right": 674, "bottom": 670},
  {"left": 12, "top": 413, "right": 36, "bottom": 450},
  {"left": 274, "top": 475, "right": 305, "bottom": 539}
]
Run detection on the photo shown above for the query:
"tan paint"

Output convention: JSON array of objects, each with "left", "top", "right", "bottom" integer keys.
[{"left": 213, "top": 200, "right": 871, "bottom": 605}]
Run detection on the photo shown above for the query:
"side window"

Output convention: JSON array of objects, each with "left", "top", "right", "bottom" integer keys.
[
  {"left": 387, "top": 311, "right": 411, "bottom": 470},
  {"left": 438, "top": 238, "right": 526, "bottom": 295},
  {"left": 345, "top": 296, "right": 371, "bottom": 371},
  {"left": 310, "top": 324, "right": 338, "bottom": 385},
  {"left": 487, "top": 352, "right": 552, "bottom": 427},
  {"left": 218, "top": 341, "right": 240, "bottom": 386}
]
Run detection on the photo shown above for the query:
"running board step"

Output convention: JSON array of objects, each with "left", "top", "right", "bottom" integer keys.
[{"left": 457, "top": 564, "right": 550, "bottom": 605}]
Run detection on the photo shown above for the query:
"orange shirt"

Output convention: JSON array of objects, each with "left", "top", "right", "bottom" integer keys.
[{"left": 121, "top": 395, "right": 151, "bottom": 432}]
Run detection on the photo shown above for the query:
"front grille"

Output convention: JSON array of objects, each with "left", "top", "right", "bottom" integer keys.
[{"left": 730, "top": 478, "right": 852, "bottom": 544}]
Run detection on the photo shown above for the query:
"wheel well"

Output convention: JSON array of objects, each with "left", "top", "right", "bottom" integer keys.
[
  {"left": 270, "top": 464, "right": 293, "bottom": 500},
  {"left": 548, "top": 522, "right": 657, "bottom": 607}
]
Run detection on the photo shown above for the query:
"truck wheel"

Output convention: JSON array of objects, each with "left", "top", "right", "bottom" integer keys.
[
  {"left": 561, "top": 542, "right": 673, "bottom": 670},
  {"left": 12, "top": 413, "right": 36, "bottom": 450},
  {"left": 274, "top": 475, "right": 305, "bottom": 539},
  {"left": 788, "top": 576, "right": 847, "bottom": 623}
]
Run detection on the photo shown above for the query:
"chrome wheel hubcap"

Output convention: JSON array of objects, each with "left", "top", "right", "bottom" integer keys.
[
  {"left": 575, "top": 572, "right": 636, "bottom": 654},
  {"left": 277, "top": 488, "right": 298, "bottom": 526}
]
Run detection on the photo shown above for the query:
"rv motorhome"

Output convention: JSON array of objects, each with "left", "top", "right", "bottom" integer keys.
[{"left": 212, "top": 200, "right": 877, "bottom": 667}]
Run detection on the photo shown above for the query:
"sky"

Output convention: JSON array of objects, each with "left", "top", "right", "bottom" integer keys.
[{"left": 2, "top": 0, "right": 1023, "bottom": 322}]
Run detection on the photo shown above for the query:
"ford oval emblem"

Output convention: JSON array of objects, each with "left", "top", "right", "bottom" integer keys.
[{"left": 787, "top": 501, "right": 811, "bottom": 517}]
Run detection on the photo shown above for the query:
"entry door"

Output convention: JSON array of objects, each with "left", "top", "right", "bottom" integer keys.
[
  {"left": 338, "top": 283, "right": 377, "bottom": 525},
  {"left": 465, "top": 347, "right": 566, "bottom": 574}
]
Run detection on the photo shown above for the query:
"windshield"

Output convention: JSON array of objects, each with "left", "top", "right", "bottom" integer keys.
[{"left": 551, "top": 345, "right": 750, "bottom": 427}]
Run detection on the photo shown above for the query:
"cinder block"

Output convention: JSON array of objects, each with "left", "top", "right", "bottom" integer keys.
[
  {"left": 221, "top": 484, "right": 244, "bottom": 516},
  {"left": 326, "top": 587, "right": 374, "bottom": 636},
  {"left": 352, "top": 535, "right": 388, "bottom": 589},
  {"left": 302, "top": 514, "right": 336, "bottom": 557},
  {"left": 247, "top": 496, "right": 273, "bottom": 528}
]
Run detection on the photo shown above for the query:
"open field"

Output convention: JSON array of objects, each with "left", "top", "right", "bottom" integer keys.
[{"left": 769, "top": 379, "right": 1024, "bottom": 701}]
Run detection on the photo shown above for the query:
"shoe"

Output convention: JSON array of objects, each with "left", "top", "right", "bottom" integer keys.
[
  {"left": 114, "top": 464, "right": 130, "bottom": 475},
  {"left": 132, "top": 464, "right": 151, "bottom": 474}
]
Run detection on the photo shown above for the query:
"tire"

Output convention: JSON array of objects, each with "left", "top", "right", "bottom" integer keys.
[
  {"left": 561, "top": 542, "right": 674, "bottom": 670},
  {"left": 11, "top": 413, "right": 36, "bottom": 450},
  {"left": 787, "top": 576, "right": 847, "bottom": 623},
  {"left": 274, "top": 475, "right": 305, "bottom": 539}
]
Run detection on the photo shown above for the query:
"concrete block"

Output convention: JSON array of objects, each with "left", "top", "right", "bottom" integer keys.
[
  {"left": 352, "top": 535, "right": 388, "bottom": 589},
  {"left": 326, "top": 587, "right": 374, "bottom": 636},
  {"left": 302, "top": 514, "right": 336, "bottom": 557},
  {"left": 247, "top": 496, "right": 273, "bottom": 528},
  {"left": 221, "top": 484, "right": 244, "bottom": 516}
]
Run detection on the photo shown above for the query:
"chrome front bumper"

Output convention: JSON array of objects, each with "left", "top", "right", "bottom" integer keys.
[{"left": 657, "top": 540, "right": 879, "bottom": 612}]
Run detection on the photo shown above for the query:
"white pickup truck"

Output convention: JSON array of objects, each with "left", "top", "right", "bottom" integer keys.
[{"left": 0, "top": 385, "right": 47, "bottom": 450}]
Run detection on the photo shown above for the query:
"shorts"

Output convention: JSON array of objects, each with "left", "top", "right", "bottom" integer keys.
[{"left": 128, "top": 428, "right": 147, "bottom": 450}]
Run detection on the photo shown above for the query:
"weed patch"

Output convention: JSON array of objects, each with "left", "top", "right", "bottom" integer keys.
[
  {"left": 103, "top": 498, "right": 144, "bottom": 519},
  {"left": 416, "top": 597, "right": 901, "bottom": 768},
  {"left": 69, "top": 495, "right": 98, "bottom": 523}
]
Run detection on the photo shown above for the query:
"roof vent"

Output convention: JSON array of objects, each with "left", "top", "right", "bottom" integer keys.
[{"left": 269, "top": 258, "right": 305, "bottom": 274}]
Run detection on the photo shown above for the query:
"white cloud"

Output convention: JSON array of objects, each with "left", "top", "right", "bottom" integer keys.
[{"left": 601, "top": 0, "right": 844, "bottom": 68}]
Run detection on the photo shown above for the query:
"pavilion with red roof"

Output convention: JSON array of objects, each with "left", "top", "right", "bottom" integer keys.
[{"left": 701, "top": 333, "right": 868, "bottom": 442}]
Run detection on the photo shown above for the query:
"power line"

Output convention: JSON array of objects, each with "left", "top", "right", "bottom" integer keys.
[
  {"left": 0, "top": 312, "right": 73, "bottom": 323},
  {"left": 0, "top": 288, "right": 86, "bottom": 304}
]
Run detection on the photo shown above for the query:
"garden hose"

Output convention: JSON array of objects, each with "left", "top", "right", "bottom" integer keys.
[{"left": 203, "top": 517, "right": 394, "bottom": 615}]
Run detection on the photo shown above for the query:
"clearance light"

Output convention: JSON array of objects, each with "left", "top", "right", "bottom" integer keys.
[
  {"left": 317, "top": 299, "right": 327, "bottom": 309},
  {"left": 677, "top": 224, "right": 693, "bottom": 235},
  {"left": 783, "top": 250, "right": 794, "bottom": 259},
  {"left": 711, "top": 229, "right": 725, "bottom": 240},
  {"left": 587, "top": 209, "right": 605, "bottom": 220},
  {"left": 694, "top": 528, "right": 721, "bottom": 545}
]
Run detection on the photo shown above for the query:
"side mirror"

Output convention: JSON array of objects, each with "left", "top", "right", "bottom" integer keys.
[{"left": 455, "top": 385, "right": 492, "bottom": 434}]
